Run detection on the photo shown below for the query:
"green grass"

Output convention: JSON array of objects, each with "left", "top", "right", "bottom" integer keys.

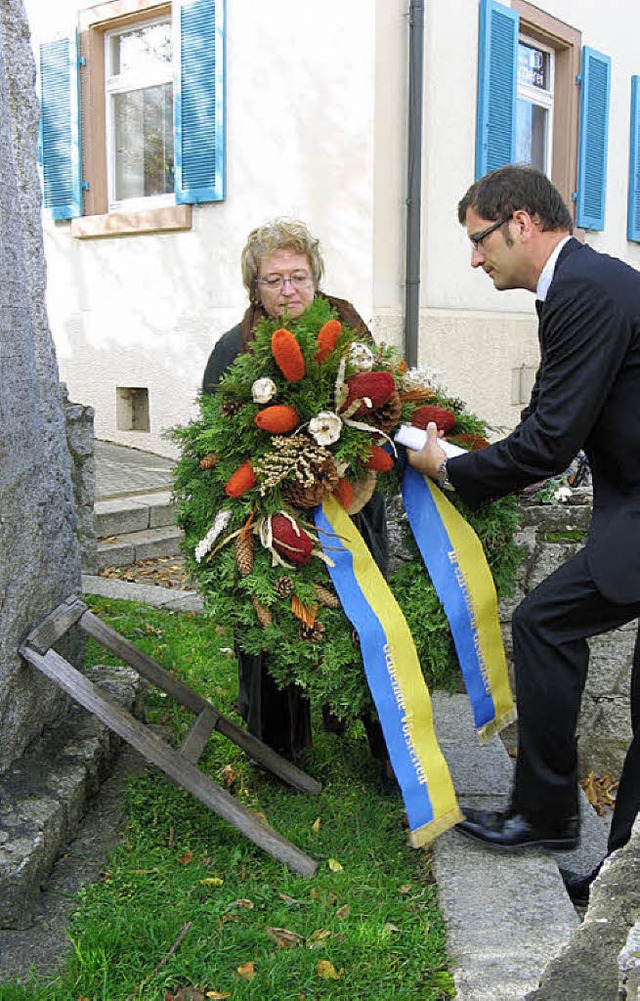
[{"left": 0, "top": 596, "right": 454, "bottom": 1001}]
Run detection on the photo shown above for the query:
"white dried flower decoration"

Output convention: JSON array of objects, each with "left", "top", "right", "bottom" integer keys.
[
  {"left": 251, "top": 377, "right": 277, "bottom": 404},
  {"left": 401, "top": 365, "right": 445, "bottom": 393},
  {"left": 348, "top": 342, "right": 375, "bottom": 372},
  {"left": 308, "top": 411, "right": 342, "bottom": 447},
  {"left": 195, "top": 509, "right": 232, "bottom": 563}
]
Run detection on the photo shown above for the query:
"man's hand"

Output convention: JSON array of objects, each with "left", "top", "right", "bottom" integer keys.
[{"left": 405, "top": 421, "right": 447, "bottom": 479}]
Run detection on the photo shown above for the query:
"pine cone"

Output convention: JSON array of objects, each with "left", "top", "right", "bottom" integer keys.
[
  {"left": 283, "top": 455, "right": 339, "bottom": 508},
  {"left": 313, "top": 584, "right": 340, "bottom": 609},
  {"left": 251, "top": 595, "right": 273, "bottom": 627},
  {"left": 235, "top": 532, "right": 254, "bottom": 576},
  {"left": 199, "top": 452, "right": 218, "bottom": 470},
  {"left": 371, "top": 389, "right": 402, "bottom": 433},
  {"left": 220, "top": 399, "right": 243, "bottom": 417},
  {"left": 275, "top": 575, "right": 294, "bottom": 599},
  {"left": 299, "top": 620, "right": 325, "bottom": 643}
]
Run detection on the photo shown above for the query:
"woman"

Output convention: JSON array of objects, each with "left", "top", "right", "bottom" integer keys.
[{"left": 202, "top": 219, "right": 391, "bottom": 779}]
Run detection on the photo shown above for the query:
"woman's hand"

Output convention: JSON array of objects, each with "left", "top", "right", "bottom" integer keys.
[{"left": 406, "top": 421, "right": 447, "bottom": 479}]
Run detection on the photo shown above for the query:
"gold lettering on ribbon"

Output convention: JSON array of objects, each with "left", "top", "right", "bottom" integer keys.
[
  {"left": 447, "top": 549, "right": 491, "bottom": 696},
  {"left": 383, "top": 642, "right": 428, "bottom": 786}
]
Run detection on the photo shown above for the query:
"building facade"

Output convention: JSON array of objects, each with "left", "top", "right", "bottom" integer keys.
[{"left": 26, "top": 0, "right": 640, "bottom": 454}]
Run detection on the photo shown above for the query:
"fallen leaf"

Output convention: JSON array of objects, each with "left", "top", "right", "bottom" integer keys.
[
  {"left": 311, "top": 816, "right": 321, "bottom": 833},
  {"left": 316, "top": 960, "right": 344, "bottom": 980},
  {"left": 237, "top": 961, "right": 256, "bottom": 981},
  {"left": 383, "top": 922, "right": 402, "bottom": 933},
  {"left": 266, "top": 926, "right": 304, "bottom": 948},
  {"left": 233, "top": 898, "right": 254, "bottom": 909},
  {"left": 327, "top": 889, "right": 338, "bottom": 906},
  {"left": 399, "top": 884, "right": 412, "bottom": 894},
  {"left": 206, "top": 993, "right": 231, "bottom": 1000},
  {"left": 336, "top": 904, "right": 350, "bottom": 920},
  {"left": 178, "top": 851, "right": 193, "bottom": 866},
  {"left": 307, "top": 928, "right": 332, "bottom": 949},
  {"left": 220, "top": 765, "right": 236, "bottom": 788},
  {"left": 278, "top": 893, "right": 305, "bottom": 906},
  {"left": 328, "top": 858, "right": 343, "bottom": 872},
  {"left": 171, "top": 989, "right": 205, "bottom": 1001},
  {"left": 310, "top": 887, "right": 320, "bottom": 899},
  {"left": 255, "top": 811, "right": 268, "bottom": 825},
  {"left": 199, "top": 877, "right": 224, "bottom": 887}
]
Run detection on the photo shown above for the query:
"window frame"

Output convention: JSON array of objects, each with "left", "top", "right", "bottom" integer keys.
[
  {"left": 511, "top": 0, "right": 582, "bottom": 221},
  {"left": 516, "top": 34, "right": 555, "bottom": 175},
  {"left": 79, "top": 0, "right": 173, "bottom": 219},
  {"left": 104, "top": 13, "right": 175, "bottom": 213}
]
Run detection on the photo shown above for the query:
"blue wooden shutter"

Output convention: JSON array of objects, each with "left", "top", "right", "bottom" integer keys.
[
  {"left": 39, "top": 34, "right": 82, "bottom": 220},
  {"left": 627, "top": 77, "right": 640, "bottom": 242},
  {"left": 576, "top": 47, "right": 611, "bottom": 231},
  {"left": 475, "top": 0, "right": 518, "bottom": 179},
  {"left": 175, "top": 0, "right": 225, "bottom": 204}
]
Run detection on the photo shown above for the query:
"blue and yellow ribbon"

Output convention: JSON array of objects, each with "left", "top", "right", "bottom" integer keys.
[
  {"left": 314, "top": 496, "right": 463, "bottom": 846},
  {"left": 402, "top": 466, "right": 515, "bottom": 741}
]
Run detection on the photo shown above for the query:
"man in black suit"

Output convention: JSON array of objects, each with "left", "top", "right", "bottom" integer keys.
[{"left": 407, "top": 165, "right": 640, "bottom": 905}]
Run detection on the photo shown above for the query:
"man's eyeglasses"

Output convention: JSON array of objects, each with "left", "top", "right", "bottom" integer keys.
[
  {"left": 256, "top": 273, "right": 313, "bottom": 290},
  {"left": 470, "top": 216, "right": 511, "bottom": 249}
]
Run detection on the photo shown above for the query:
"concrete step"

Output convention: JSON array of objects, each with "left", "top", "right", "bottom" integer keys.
[
  {"left": 95, "top": 489, "right": 177, "bottom": 537},
  {"left": 0, "top": 666, "right": 145, "bottom": 929},
  {"left": 97, "top": 524, "right": 184, "bottom": 569},
  {"left": 431, "top": 692, "right": 610, "bottom": 1001}
]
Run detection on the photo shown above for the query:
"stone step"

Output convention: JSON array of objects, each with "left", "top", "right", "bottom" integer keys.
[
  {"left": 431, "top": 692, "right": 610, "bottom": 1001},
  {"left": 97, "top": 524, "right": 184, "bottom": 569},
  {"left": 0, "top": 666, "right": 145, "bottom": 929},
  {"left": 95, "top": 489, "right": 177, "bottom": 537}
]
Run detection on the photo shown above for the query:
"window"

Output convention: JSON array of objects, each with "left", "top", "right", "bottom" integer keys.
[
  {"left": 516, "top": 37, "right": 554, "bottom": 174},
  {"left": 475, "top": 0, "right": 611, "bottom": 230},
  {"left": 105, "top": 18, "right": 174, "bottom": 211},
  {"left": 39, "top": 0, "right": 225, "bottom": 230}
]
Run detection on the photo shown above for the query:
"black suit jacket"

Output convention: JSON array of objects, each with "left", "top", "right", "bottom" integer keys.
[{"left": 448, "top": 237, "right": 640, "bottom": 603}]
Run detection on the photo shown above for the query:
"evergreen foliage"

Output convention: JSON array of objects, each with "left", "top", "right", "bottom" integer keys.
[{"left": 171, "top": 298, "right": 521, "bottom": 720}]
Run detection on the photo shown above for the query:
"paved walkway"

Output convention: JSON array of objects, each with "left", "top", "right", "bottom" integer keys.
[{"left": 95, "top": 439, "right": 176, "bottom": 501}]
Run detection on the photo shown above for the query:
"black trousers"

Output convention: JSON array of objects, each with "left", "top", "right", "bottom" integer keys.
[{"left": 510, "top": 547, "right": 640, "bottom": 853}]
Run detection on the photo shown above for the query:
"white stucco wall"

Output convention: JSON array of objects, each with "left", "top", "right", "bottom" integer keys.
[
  {"left": 421, "top": 0, "right": 640, "bottom": 434},
  {"left": 24, "top": 0, "right": 640, "bottom": 453},
  {"left": 26, "top": 0, "right": 383, "bottom": 455}
]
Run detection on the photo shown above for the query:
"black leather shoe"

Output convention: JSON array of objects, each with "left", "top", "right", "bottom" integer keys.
[
  {"left": 456, "top": 807, "right": 580, "bottom": 851},
  {"left": 559, "top": 863, "right": 601, "bottom": 906}
]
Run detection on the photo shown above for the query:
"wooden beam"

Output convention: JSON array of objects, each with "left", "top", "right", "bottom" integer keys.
[
  {"left": 21, "top": 644, "right": 318, "bottom": 877},
  {"left": 25, "top": 595, "right": 87, "bottom": 655}
]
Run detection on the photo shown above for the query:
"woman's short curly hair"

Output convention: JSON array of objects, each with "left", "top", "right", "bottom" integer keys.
[{"left": 241, "top": 218, "right": 325, "bottom": 294}]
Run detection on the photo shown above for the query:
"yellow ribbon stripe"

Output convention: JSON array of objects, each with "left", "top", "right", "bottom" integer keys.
[
  {"left": 426, "top": 480, "right": 516, "bottom": 740},
  {"left": 320, "top": 496, "right": 463, "bottom": 845}
]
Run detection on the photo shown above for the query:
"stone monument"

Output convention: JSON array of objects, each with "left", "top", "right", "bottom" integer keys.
[{"left": 0, "top": 0, "right": 83, "bottom": 773}]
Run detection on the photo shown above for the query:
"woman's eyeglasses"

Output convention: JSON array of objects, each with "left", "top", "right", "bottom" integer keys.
[{"left": 256, "top": 274, "right": 313, "bottom": 290}]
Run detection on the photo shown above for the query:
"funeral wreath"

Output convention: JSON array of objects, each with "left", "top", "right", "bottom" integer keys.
[{"left": 172, "top": 297, "right": 520, "bottom": 721}]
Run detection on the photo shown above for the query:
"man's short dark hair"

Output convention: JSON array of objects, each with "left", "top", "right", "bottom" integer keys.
[{"left": 458, "top": 165, "right": 573, "bottom": 233}]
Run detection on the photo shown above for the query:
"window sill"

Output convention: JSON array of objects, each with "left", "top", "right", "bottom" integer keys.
[{"left": 71, "top": 204, "right": 192, "bottom": 239}]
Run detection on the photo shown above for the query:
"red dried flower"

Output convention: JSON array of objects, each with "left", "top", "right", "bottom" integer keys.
[
  {"left": 271, "top": 513, "right": 314, "bottom": 564},
  {"left": 225, "top": 461, "right": 256, "bottom": 497},
  {"left": 447, "top": 432, "right": 490, "bottom": 450},
  {"left": 255, "top": 404, "right": 299, "bottom": 433},
  {"left": 315, "top": 319, "right": 342, "bottom": 363},
  {"left": 271, "top": 328, "right": 305, "bottom": 382},
  {"left": 411, "top": 405, "right": 457, "bottom": 434},
  {"left": 342, "top": 372, "right": 396, "bottom": 418},
  {"left": 333, "top": 478, "right": 354, "bottom": 510},
  {"left": 364, "top": 444, "right": 394, "bottom": 472}
]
